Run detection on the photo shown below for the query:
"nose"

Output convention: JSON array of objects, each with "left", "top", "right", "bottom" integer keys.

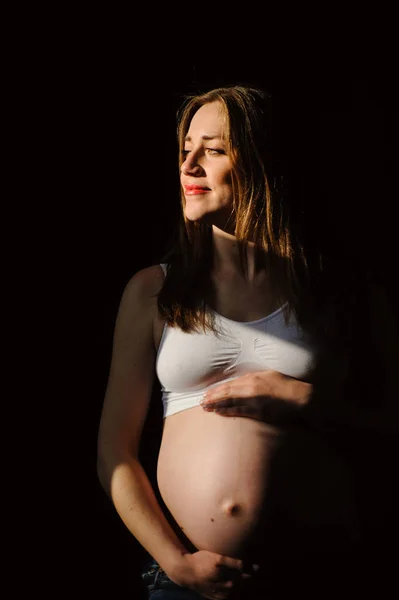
[{"left": 181, "top": 152, "right": 204, "bottom": 176}]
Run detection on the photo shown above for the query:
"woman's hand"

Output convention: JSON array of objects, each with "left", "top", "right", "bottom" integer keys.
[
  {"left": 200, "top": 371, "right": 312, "bottom": 425},
  {"left": 169, "top": 550, "right": 256, "bottom": 600}
]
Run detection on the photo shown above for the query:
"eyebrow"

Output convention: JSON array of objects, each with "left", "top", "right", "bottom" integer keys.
[{"left": 184, "top": 134, "right": 225, "bottom": 142}]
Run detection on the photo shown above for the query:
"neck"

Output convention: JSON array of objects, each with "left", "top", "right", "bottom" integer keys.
[{"left": 211, "top": 226, "right": 263, "bottom": 281}]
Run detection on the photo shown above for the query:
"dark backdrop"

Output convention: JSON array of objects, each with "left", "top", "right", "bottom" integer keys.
[
  {"left": 77, "top": 48, "right": 397, "bottom": 598},
  {"left": 16, "top": 9, "right": 398, "bottom": 597}
]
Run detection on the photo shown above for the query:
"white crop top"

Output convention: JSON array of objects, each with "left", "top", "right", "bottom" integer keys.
[{"left": 156, "top": 264, "right": 318, "bottom": 418}]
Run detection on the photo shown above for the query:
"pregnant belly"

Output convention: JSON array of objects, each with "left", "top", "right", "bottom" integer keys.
[
  {"left": 157, "top": 406, "right": 283, "bottom": 557},
  {"left": 157, "top": 406, "right": 358, "bottom": 559}
]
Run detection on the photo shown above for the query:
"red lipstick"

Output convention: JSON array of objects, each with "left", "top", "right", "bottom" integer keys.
[{"left": 184, "top": 184, "right": 211, "bottom": 195}]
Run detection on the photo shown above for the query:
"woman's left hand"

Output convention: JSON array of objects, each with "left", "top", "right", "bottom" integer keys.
[{"left": 200, "top": 371, "right": 312, "bottom": 424}]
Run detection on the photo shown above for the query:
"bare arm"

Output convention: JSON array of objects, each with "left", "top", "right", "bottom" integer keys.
[
  {"left": 97, "top": 267, "right": 248, "bottom": 599},
  {"left": 201, "top": 284, "right": 399, "bottom": 434},
  {"left": 200, "top": 371, "right": 312, "bottom": 424},
  {"left": 97, "top": 266, "right": 189, "bottom": 574}
]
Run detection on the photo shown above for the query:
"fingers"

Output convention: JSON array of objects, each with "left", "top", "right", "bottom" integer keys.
[
  {"left": 201, "top": 397, "right": 243, "bottom": 410},
  {"left": 216, "top": 580, "right": 234, "bottom": 598},
  {"left": 217, "top": 555, "right": 259, "bottom": 574},
  {"left": 217, "top": 556, "right": 244, "bottom": 572},
  {"left": 201, "top": 397, "right": 263, "bottom": 417},
  {"left": 208, "top": 560, "right": 260, "bottom": 599},
  {"left": 201, "top": 371, "right": 311, "bottom": 407},
  {"left": 202, "top": 376, "right": 258, "bottom": 404},
  {"left": 216, "top": 410, "right": 264, "bottom": 421}
]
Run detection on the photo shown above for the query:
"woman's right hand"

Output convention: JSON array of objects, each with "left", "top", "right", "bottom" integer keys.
[{"left": 168, "top": 550, "right": 254, "bottom": 599}]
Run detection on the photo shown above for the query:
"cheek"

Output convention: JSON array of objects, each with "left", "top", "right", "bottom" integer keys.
[
  {"left": 224, "top": 168, "right": 233, "bottom": 184},
  {"left": 218, "top": 170, "right": 233, "bottom": 186},
  {"left": 219, "top": 184, "right": 234, "bottom": 208},
  {"left": 222, "top": 177, "right": 233, "bottom": 194}
]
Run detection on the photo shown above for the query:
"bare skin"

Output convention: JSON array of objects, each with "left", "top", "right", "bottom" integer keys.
[
  {"left": 153, "top": 265, "right": 356, "bottom": 592},
  {"left": 201, "top": 370, "right": 312, "bottom": 421},
  {"left": 151, "top": 98, "right": 356, "bottom": 590},
  {"left": 98, "top": 265, "right": 258, "bottom": 600},
  {"left": 98, "top": 101, "right": 361, "bottom": 600}
]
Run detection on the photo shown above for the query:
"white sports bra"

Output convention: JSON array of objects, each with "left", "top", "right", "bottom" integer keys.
[{"left": 156, "top": 264, "right": 318, "bottom": 418}]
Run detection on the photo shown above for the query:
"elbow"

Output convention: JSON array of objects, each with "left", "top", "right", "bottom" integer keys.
[
  {"left": 96, "top": 438, "right": 139, "bottom": 497},
  {"left": 96, "top": 438, "right": 117, "bottom": 497}
]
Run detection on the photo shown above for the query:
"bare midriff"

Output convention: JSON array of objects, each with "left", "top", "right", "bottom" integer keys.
[
  {"left": 157, "top": 405, "right": 283, "bottom": 558},
  {"left": 153, "top": 270, "right": 356, "bottom": 561},
  {"left": 157, "top": 405, "right": 357, "bottom": 560}
]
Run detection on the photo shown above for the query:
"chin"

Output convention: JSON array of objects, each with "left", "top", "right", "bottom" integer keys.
[
  {"left": 184, "top": 209, "right": 208, "bottom": 223},
  {"left": 184, "top": 205, "right": 234, "bottom": 229}
]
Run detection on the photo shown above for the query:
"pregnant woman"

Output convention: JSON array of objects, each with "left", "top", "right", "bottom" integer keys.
[{"left": 97, "top": 85, "right": 394, "bottom": 599}]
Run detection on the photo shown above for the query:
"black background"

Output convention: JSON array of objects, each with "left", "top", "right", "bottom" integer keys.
[{"left": 40, "top": 15, "right": 398, "bottom": 598}]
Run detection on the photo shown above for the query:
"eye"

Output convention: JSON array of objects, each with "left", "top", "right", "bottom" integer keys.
[
  {"left": 181, "top": 147, "right": 226, "bottom": 158},
  {"left": 206, "top": 148, "right": 226, "bottom": 155}
]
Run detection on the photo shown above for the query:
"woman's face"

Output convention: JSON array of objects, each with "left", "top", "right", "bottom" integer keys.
[{"left": 180, "top": 101, "right": 234, "bottom": 230}]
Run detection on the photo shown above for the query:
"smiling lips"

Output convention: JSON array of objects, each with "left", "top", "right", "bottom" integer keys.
[{"left": 184, "top": 184, "right": 211, "bottom": 195}]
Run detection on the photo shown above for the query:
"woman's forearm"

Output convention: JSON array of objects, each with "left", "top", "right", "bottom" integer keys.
[{"left": 98, "top": 455, "right": 189, "bottom": 575}]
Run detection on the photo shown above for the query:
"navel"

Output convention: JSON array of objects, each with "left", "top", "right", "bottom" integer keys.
[{"left": 221, "top": 500, "right": 242, "bottom": 517}]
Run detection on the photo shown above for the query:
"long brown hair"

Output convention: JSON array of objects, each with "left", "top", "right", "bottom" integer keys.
[{"left": 157, "top": 85, "right": 318, "bottom": 335}]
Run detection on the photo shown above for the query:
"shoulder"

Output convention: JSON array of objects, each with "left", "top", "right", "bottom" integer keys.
[
  {"left": 115, "top": 264, "right": 165, "bottom": 328},
  {"left": 121, "top": 264, "right": 165, "bottom": 304}
]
